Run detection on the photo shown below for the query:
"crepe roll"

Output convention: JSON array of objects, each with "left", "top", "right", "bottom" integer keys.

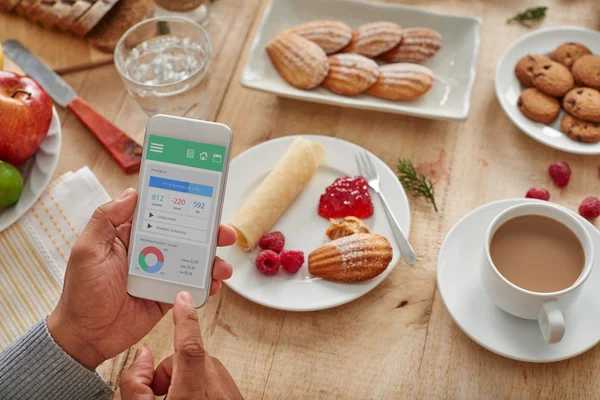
[{"left": 229, "top": 138, "right": 326, "bottom": 251}]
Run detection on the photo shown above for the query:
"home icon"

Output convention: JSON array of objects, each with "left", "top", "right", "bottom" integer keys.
[{"left": 199, "top": 152, "right": 208, "bottom": 161}]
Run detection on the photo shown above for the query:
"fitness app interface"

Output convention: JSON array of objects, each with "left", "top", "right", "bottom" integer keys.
[{"left": 130, "top": 134, "right": 226, "bottom": 289}]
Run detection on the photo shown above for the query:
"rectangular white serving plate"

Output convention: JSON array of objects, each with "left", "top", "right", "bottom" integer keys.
[{"left": 241, "top": 0, "right": 482, "bottom": 120}]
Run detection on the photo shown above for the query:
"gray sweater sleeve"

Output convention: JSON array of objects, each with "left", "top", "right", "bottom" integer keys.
[{"left": 0, "top": 319, "right": 114, "bottom": 400}]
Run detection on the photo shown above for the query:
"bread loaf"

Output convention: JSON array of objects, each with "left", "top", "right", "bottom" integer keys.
[
  {"left": 70, "top": 0, "right": 119, "bottom": 37},
  {"left": 3, "top": 0, "right": 137, "bottom": 41},
  {"left": 0, "top": 0, "right": 25, "bottom": 12},
  {"left": 27, "top": 0, "right": 72, "bottom": 29},
  {"left": 57, "top": 0, "right": 93, "bottom": 31},
  {"left": 14, "top": 0, "right": 41, "bottom": 16},
  {"left": 87, "top": 0, "right": 154, "bottom": 52}
]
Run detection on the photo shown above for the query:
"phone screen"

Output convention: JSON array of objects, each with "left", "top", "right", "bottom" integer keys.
[{"left": 129, "top": 134, "right": 227, "bottom": 289}]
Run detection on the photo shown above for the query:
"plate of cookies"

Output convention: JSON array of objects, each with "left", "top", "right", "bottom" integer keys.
[
  {"left": 496, "top": 26, "right": 600, "bottom": 155},
  {"left": 241, "top": 0, "right": 481, "bottom": 121},
  {"left": 216, "top": 135, "right": 411, "bottom": 311}
]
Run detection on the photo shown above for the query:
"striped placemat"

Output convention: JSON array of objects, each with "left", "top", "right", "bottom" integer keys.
[{"left": 0, "top": 167, "right": 110, "bottom": 348}]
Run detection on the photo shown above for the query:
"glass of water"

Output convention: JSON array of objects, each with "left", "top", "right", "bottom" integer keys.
[{"left": 114, "top": 16, "right": 211, "bottom": 120}]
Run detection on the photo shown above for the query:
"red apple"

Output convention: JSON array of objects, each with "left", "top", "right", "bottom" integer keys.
[{"left": 0, "top": 71, "right": 53, "bottom": 166}]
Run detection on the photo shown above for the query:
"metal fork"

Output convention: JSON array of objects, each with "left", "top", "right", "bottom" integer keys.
[{"left": 356, "top": 151, "right": 417, "bottom": 266}]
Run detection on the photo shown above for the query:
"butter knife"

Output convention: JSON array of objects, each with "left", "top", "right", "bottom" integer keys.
[{"left": 2, "top": 40, "right": 142, "bottom": 174}]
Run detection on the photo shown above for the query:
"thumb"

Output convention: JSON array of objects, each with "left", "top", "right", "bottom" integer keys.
[
  {"left": 77, "top": 188, "right": 138, "bottom": 254},
  {"left": 120, "top": 346, "right": 155, "bottom": 400}
]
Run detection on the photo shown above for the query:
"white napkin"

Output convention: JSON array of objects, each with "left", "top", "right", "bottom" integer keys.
[
  {"left": 0, "top": 167, "right": 110, "bottom": 348},
  {"left": 21, "top": 166, "right": 111, "bottom": 285}
]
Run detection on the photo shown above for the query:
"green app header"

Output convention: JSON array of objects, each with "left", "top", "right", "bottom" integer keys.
[{"left": 145, "top": 134, "right": 226, "bottom": 172}]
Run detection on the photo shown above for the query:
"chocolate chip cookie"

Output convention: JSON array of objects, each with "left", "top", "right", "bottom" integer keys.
[
  {"left": 572, "top": 55, "right": 600, "bottom": 90},
  {"left": 561, "top": 114, "right": 600, "bottom": 143},
  {"left": 517, "top": 88, "right": 561, "bottom": 124},
  {"left": 532, "top": 60, "right": 575, "bottom": 97},
  {"left": 514, "top": 54, "right": 552, "bottom": 87},
  {"left": 551, "top": 42, "right": 592, "bottom": 69},
  {"left": 563, "top": 88, "right": 600, "bottom": 122}
]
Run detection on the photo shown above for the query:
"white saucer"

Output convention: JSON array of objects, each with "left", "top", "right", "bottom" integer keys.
[
  {"left": 218, "top": 135, "right": 411, "bottom": 311},
  {"left": 437, "top": 198, "right": 600, "bottom": 362}
]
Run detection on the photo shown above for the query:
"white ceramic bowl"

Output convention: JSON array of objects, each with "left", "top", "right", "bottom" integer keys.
[
  {"left": 242, "top": 0, "right": 482, "bottom": 120},
  {"left": 496, "top": 26, "right": 600, "bottom": 155},
  {"left": 0, "top": 107, "right": 62, "bottom": 232},
  {"left": 437, "top": 199, "right": 600, "bottom": 362}
]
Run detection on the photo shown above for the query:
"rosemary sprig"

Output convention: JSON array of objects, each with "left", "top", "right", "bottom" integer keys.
[
  {"left": 158, "top": 21, "right": 171, "bottom": 35},
  {"left": 507, "top": 6, "right": 548, "bottom": 27},
  {"left": 397, "top": 159, "right": 438, "bottom": 212}
]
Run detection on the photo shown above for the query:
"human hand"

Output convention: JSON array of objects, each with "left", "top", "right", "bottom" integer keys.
[
  {"left": 47, "top": 188, "right": 237, "bottom": 370},
  {"left": 120, "top": 291, "right": 243, "bottom": 400}
]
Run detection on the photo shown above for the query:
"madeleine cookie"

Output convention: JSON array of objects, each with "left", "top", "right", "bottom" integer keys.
[
  {"left": 284, "top": 20, "right": 352, "bottom": 55},
  {"left": 514, "top": 54, "right": 552, "bottom": 87},
  {"left": 322, "top": 54, "right": 379, "bottom": 95},
  {"left": 379, "top": 27, "right": 443, "bottom": 63},
  {"left": 551, "top": 42, "right": 592, "bottom": 69},
  {"left": 308, "top": 233, "right": 392, "bottom": 283},
  {"left": 561, "top": 114, "right": 600, "bottom": 143},
  {"left": 366, "top": 63, "right": 434, "bottom": 101},
  {"left": 572, "top": 55, "right": 600, "bottom": 90},
  {"left": 563, "top": 88, "right": 600, "bottom": 122},
  {"left": 342, "top": 21, "right": 402, "bottom": 58},
  {"left": 531, "top": 60, "right": 574, "bottom": 97},
  {"left": 266, "top": 33, "right": 329, "bottom": 89},
  {"left": 517, "top": 88, "right": 561, "bottom": 124}
]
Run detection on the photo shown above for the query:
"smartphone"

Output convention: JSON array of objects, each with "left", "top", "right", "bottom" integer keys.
[{"left": 127, "top": 114, "right": 232, "bottom": 306}]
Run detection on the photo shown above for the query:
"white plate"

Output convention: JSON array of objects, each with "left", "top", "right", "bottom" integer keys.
[
  {"left": 241, "top": 0, "right": 482, "bottom": 121},
  {"left": 496, "top": 27, "right": 600, "bottom": 155},
  {"left": 218, "top": 135, "right": 411, "bottom": 311},
  {"left": 0, "top": 107, "right": 62, "bottom": 232},
  {"left": 438, "top": 198, "right": 600, "bottom": 362}
]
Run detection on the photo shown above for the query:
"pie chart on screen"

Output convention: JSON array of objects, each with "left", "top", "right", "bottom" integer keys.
[{"left": 138, "top": 246, "right": 164, "bottom": 273}]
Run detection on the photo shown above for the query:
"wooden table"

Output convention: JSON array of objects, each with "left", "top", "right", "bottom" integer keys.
[{"left": 2, "top": 0, "right": 600, "bottom": 398}]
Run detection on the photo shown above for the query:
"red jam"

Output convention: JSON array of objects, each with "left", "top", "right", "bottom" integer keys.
[{"left": 318, "top": 176, "right": 374, "bottom": 219}]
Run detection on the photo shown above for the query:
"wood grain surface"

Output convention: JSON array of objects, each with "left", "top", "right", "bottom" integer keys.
[{"left": 3, "top": 0, "right": 600, "bottom": 398}]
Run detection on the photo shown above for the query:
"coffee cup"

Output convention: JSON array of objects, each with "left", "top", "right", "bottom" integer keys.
[{"left": 480, "top": 203, "right": 594, "bottom": 344}]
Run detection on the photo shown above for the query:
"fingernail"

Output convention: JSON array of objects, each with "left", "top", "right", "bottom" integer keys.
[
  {"left": 119, "top": 188, "right": 133, "bottom": 200},
  {"left": 180, "top": 291, "right": 194, "bottom": 305},
  {"left": 134, "top": 347, "right": 143, "bottom": 361}
]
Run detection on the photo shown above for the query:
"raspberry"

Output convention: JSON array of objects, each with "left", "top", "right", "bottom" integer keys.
[
  {"left": 255, "top": 250, "right": 281, "bottom": 275},
  {"left": 259, "top": 231, "right": 285, "bottom": 254},
  {"left": 548, "top": 162, "right": 571, "bottom": 187},
  {"left": 579, "top": 196, "right": 600, "bottom": 220},
  {"left": 280, "top": 250, "right": 305, "bottom": 274},
  {"left": 525, "top": 188, "right": 550, "bottom": 201}
]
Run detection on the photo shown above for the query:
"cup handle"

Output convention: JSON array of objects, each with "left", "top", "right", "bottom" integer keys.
[{"left": 538, "top": 300, "right": 565, "bottom": 344}]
